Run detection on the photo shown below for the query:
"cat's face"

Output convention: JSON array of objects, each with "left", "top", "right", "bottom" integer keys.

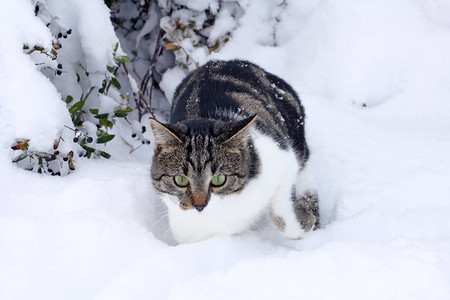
[{"left": 150, "top": 116, "right": 258, "bottom": 212}]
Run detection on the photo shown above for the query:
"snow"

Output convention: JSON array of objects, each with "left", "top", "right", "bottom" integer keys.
[
  {"left": 172, "top": 0, "right": 218, "bottom": 12},
  {"left": 2, "top": 0, "right": 450, "bottom": 299},
  {"left": 159, "top": 66, "right": 187, "bottom": 102},
  {"left": 0, "top": 0, "right": 70, "bottom": 150}
]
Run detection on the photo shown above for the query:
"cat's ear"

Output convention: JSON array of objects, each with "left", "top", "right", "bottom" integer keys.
[
  {"left": 149, "top": 119, "right": 182, "bottom": 145},
  {"left": 220, "top": 115, "right": 257, "bottom": 143}
]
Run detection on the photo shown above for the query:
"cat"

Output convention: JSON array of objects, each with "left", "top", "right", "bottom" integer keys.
[{"left": 149, "top": 60, "right": 319, "bottom": 243}]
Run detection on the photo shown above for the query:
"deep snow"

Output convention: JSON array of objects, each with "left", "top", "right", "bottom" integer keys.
[{"left": 2, "top": 0, "right": 450, "bottom": 299}]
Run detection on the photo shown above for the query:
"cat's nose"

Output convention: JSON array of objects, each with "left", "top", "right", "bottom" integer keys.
[
  {"left": 192, "top": 194, "right": 208, "bottom": 212},
  {"left": 194, "top": 204, "right": 206, "bottom": 212}
]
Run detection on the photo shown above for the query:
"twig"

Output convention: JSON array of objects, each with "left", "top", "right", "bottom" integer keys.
[
  {"left": 120, "top": 136, "right": 143, "bottom": 154},
  {"left": 138, "top": 28, "right": 164, "bottom": 118},
  {"left": 83, "top": 86, "right": 96, "bottom": 102},
  {"left": 122, "top": 63, "right": 142, "bottom": 118},
  {"left": 64, "top": 125, "right": 76, "bottom": 132},
  {"left": 165, "top": 30, "right": 199, "bottom": 68},
  {"left": 122, "top": 62, "right": 155, "bottom": 119},
  {"left": 140, "top": 29, "right": 163, "bottom": 97}
]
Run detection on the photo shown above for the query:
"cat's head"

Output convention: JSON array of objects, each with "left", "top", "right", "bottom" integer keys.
[{"left": 149, "top": 116, "right": 259, "bottom": 212}]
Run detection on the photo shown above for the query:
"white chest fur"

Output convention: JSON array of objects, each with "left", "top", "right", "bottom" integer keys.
[{"left": 161, "top": 131, "right": 299, "bottom": 243}]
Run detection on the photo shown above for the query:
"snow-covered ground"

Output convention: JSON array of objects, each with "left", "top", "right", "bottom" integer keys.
[{"left": 2, "top": 0, "right": 450, "bottom": 299}]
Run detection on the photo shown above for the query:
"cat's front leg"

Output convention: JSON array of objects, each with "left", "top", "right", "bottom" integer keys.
[
  {"left": 269, "top": 183, "right": 305, "bottom": 239},
  {"left": 270, "top": 187, "right": 319, "bottom": 239},
  {"left": 270, "top": 164, "right": 320, "bottom": 239}
]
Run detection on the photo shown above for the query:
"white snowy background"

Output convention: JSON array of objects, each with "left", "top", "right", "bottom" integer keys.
[{"left": 1, "top": 0, "right": 450, "bottom": 299}]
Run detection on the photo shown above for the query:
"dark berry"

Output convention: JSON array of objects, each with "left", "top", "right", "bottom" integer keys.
[
  {"left": 141, "top": 140, "right": 145, "bottom": 144},
  {"left": 63, "top": 157, "right": 68, "bottom": 161},
  {"left": 55, "top": 172, "right": 61, "bottom": 176},
  {"left": 73, "top": 137, "right": 79, "bottom": 143},
  {"left": 86, "top": 136, "right": 93, "bottom": 143},
  {"left": 47, "top": 168, "right": 53, "bottom": 173},
  {"left": 57, "top": 63, "right": 62, "bottom": 69},
  {"left": 58, "top": 32, "right": 63, "bottom": 38},
  {"left": 54, "top": 150, "right": 60, "bottom": 155},
  {"left": 96, "top": 124, "right": 101, "bottom": 128},
  {"left": 131, "top": 133, "right": 137, "bottom": 138},
  {"left": 67, "top": 29, "right": 72, "bottom": 34},
  {"left": 63, "top": 35, "right": 67, "bottom": 39},
  {"left": 145, "top": 140, "right": 150, "bottom": 145},
  {"left": 142, "top": 126, "right": 146, "bottom": 133},
  {"left": 56, "top": 70, "right": 62, "bottom": 75}
]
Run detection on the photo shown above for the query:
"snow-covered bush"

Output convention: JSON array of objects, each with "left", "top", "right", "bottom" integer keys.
[{"left": 9, "top": 0, "right": 149, "bottom": 175}]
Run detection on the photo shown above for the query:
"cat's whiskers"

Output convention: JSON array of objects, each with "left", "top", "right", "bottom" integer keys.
[
  {"left": 161, "top": 226, "right": 173, "bottom": 243},
  {"left": 146, "top": 204, "right": 166, "bottom": 212},
  {"left": 146, "top": 210, "right": 168, "bottom": 219},
  {"left": 150, "top": 211, "right": 169, "bottom": 230}
]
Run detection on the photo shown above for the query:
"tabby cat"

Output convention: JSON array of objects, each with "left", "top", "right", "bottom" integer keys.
[{"left": 150, "top": 60, "right": 319, "bottom": 243}]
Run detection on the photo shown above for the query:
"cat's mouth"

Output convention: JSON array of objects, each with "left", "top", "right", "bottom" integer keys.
[
  {"left": 180, "top": 196, "right": 209, "bottom": 212},
  {"left": 180, "top": 202, "right": 208, "bottom": 212}
]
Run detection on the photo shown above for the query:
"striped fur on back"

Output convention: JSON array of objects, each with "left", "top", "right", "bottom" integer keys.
[{"left": 170, "top": 60, "right": 309, "bottom": 163}]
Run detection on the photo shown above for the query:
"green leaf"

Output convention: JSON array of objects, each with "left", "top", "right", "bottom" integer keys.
[
  {"left": 89, "top": 109, "right": 99, "bottom": 115},
  {"left": 99, "top": 118, "right": 113, "bottom": 128},
  {"left": 100, "top": 151, "right": 111, "bottom": 159},
  {"left": 73, "top": 112, "right": 83, "bottom": 127},
  {"left": 116, "top": 107, "right": 133, "bottom": 113},
  {"left": 82, "top": 145, "right": 96, "bottom": 153},
  {"left": 94, "top": 113, "right": 109, "bottom": 119},
  {"left": 114, "top": 55, "right": 130, "bottom": 64},
  {"left": 96, "top": 134, "right": 115, "bottom": 144},
  {"left": 98, "top": 79, "right": 107, "bottom": 94},
  {"left": 76, "top": 73, "right": 80, "bottom": 82},
  {"left": 111, "top": 77, "right": 121, "bottom": 90},
  {"left": 12, "top": 152, "right": 28, "bottom": 163},
  {"left": 107, "top": 66, "right": 116, "bottom": 73},
  {"left": 114, "top": 107, "right": 133, "bottom": 117},
  {"left": 114, "top": 42, "right": 119, "bottom": 53},
  {"left": 69, "top": 100, "right": 85, "bottom": 114},
  {"left": 65, "top": 95, "right": 73, "bottom": 104}
]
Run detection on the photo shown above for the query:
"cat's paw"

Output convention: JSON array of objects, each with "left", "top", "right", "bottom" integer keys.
[
  {"left": 271, "top": 211, "right": 315, "bottom": 240},
  {"left": 283, "top": 223, "right": 308, "bottom": 240},
  {"left": 271, "top": 190, "right": 320, "bottom": 240}
]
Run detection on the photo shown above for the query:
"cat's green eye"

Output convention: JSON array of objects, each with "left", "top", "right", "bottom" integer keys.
[
  {"left": 174, "top": 175, "right": 189, "bottom": 187},
  {"left": 211, "top": 174, "right": 226, "bottom": 187}
]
